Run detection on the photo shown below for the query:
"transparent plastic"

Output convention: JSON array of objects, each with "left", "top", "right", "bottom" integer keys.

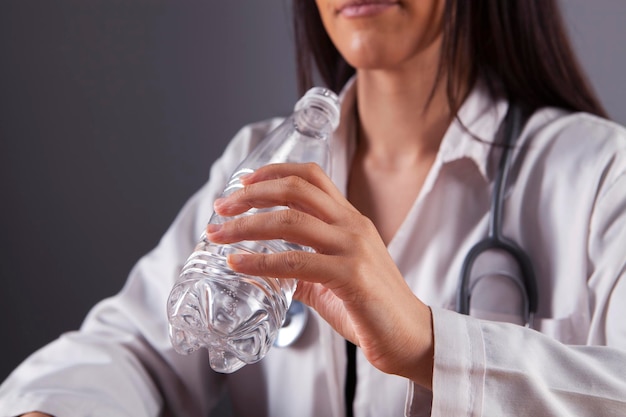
[{"left": 166, "top": 87, "right": 341, "bottom": 373}]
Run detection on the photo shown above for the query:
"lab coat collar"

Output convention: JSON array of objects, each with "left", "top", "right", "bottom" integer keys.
[
  {"left": 439, "top": 79, "right": 509, "bottom": 181},
  {"left": 328, "top": 77, "right": 508, "bottom": 197}
]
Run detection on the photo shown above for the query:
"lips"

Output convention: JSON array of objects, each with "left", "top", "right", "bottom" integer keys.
[{"left": 337, "top": 0, "right": 400, "bottom": 18}]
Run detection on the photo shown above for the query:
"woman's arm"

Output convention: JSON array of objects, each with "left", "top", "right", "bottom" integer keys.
[
  {"left": 0, "top": 121, "right": 279, "bottom": 417},
  {"left": 207, "top": 162, "right": 436, "bottom": 387},
  {"left": 207, "top": 160, "right": 626, "bottom": 416},
  {"left": 0, "top": 180, "right": 221, "bottom": 416}
]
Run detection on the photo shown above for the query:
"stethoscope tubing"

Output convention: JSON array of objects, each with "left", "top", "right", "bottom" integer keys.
[{"left": 456, "top": 101, "right": 538, "bottom": 327}]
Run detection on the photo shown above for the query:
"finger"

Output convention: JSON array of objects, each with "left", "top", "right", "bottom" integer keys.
[
  {"left": 207, "top": 209, "right": 349, "bottom": 254},
  {"left": 293, "top": 282, "right": 359, "bottom": 344},
  {"left": 215, "top": 173, "right": 350, "bottom": 223},
  {"left": 226, "top": 251, "right": 351, "bottom": 290},
  {"left": 242, "top": 163, "right": 357, "bottom": 212}
]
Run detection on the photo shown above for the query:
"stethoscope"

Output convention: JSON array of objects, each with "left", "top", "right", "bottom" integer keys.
[
  {"left": 276, "top": 101, "right": 539, "bottom": 347},
  {"left": 456, "top": 101, "right": 538, "bottom": 328}
]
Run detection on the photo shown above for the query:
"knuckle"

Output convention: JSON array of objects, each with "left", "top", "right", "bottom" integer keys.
[
  {"left": 282, "top": 174, "right": 306, "bottom": 191},
  {"left": 302, "top": 162, "right": 322, "bottom": 175},
  {"left": 255, "top": 251, "right": 307, "bottom": 276},
  {"left": 358, "top": 213, "right": 376, "bottom": 229},
  {"left": 276, "top": 208, "right": 304, "bottom": 227},
  {"left": 257, "top": 253, "right": 271, "bottom": 272},
  {"left": 343, "top": 214, "right": 375, "bottom": 238},
  {"left": 231, "top": 214, "right": 252, "bottom": 235},
  {"left": 345, "top": 219, "right": 376, "bottom": 253},
  {"left": 238, "top": 183, "right": 254, "bottom": 201},
  {"left": 351, "top": 233, "right": 370, "bottom": 255},
  {"left": 356, "top": 214, "right": 378, "bottom": 236},
  {"left": 283, "top": 250, "right": 307, "bottom": 273}
]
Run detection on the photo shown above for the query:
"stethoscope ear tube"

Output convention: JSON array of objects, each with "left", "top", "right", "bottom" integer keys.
[{"left": 456, "top": 101, "right": 538, "bottom": 327}]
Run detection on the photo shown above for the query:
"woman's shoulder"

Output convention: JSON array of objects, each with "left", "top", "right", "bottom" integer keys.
[
  {"left": 521, "top": 107, "right": 626, "bottom": 197},
  {"left": 203, "top": 116, "right": 287, "bottom": 186},
  {"left": 526, "top": 107, "right": 626, "bottom": 153},
  {"left": 225, "top": 116, "right": 286, "bottom": 155},
  {"left": 523, "top": 107, "right": 626, "bottom": 170}
]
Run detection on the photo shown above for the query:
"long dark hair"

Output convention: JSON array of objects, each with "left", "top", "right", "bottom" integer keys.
[{"left": 292, "top": 0, "right": 608, "bottom": 118}]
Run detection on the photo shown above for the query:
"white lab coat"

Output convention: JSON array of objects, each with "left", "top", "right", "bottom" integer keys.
[{"left": 1, "top": 78, "right": 626, "bottom": 416}]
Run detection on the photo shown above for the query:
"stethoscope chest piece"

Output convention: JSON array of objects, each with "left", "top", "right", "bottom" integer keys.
[
  {"left": 461, "top": 247, "right": 533, "bottom": 326},
  {"left": 274, "top": 300, "right": 309, "bottom": 348}
]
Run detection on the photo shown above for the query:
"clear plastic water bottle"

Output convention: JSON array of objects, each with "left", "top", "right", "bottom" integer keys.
[{"left": 167, "top": 87, "right": 340, "bottom": 373}]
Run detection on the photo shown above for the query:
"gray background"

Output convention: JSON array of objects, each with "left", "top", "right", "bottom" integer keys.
[{"left": 0, "top": 0, "right": 624, "bottom": 393}]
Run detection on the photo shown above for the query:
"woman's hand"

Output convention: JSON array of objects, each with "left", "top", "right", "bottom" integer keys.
[{"left": 206, "top": 163, "right": 434, "bottom": 388}]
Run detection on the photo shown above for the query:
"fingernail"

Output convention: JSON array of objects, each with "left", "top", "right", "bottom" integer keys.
[
  {"left": 240, "top": 173, "right": 254, "bottom": 184},
  {"left": 227, "top": 254, "right": 244, "bottom": 266},
  {"left": 207, "top": 223, "right": 222, "bottom": 234},
  {"left": 213, "top": 197, "right": 226, "bottom": 210}
]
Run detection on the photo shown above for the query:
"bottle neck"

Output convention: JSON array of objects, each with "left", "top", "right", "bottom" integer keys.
[{"left": 294, "top": 105, "right": 334, "bottom": 140}]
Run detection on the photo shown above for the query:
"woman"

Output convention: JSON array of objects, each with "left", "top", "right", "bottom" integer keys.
[{"left": 3, "top": 0, "right": 626, "bottom": 415}]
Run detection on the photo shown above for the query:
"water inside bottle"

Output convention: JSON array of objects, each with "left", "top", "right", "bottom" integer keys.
[{"left": 167, "top": 238, "right": 298, "bottom": 373}]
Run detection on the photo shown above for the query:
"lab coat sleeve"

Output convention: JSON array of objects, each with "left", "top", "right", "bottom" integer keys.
[
  {"left": 414, "top": 148, "right": 626, "bottom": 416},
  {"left": 0, "top": 119, "right": 282, "bottom": 417}
]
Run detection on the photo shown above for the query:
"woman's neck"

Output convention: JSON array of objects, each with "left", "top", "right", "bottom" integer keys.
[
  {"left": 354, "top": 68, "right": 452, "bottom": 167},
  {"left": 347, "top": 66, "right": 456, "bottom": 245}
]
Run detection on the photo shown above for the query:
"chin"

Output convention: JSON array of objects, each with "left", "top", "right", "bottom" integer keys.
[
  {"left": 340, "top": 36, "right": 406, "bottom": 70},
  {"left": 342, "top": 50, "right": 408, "bottom": 72}
]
